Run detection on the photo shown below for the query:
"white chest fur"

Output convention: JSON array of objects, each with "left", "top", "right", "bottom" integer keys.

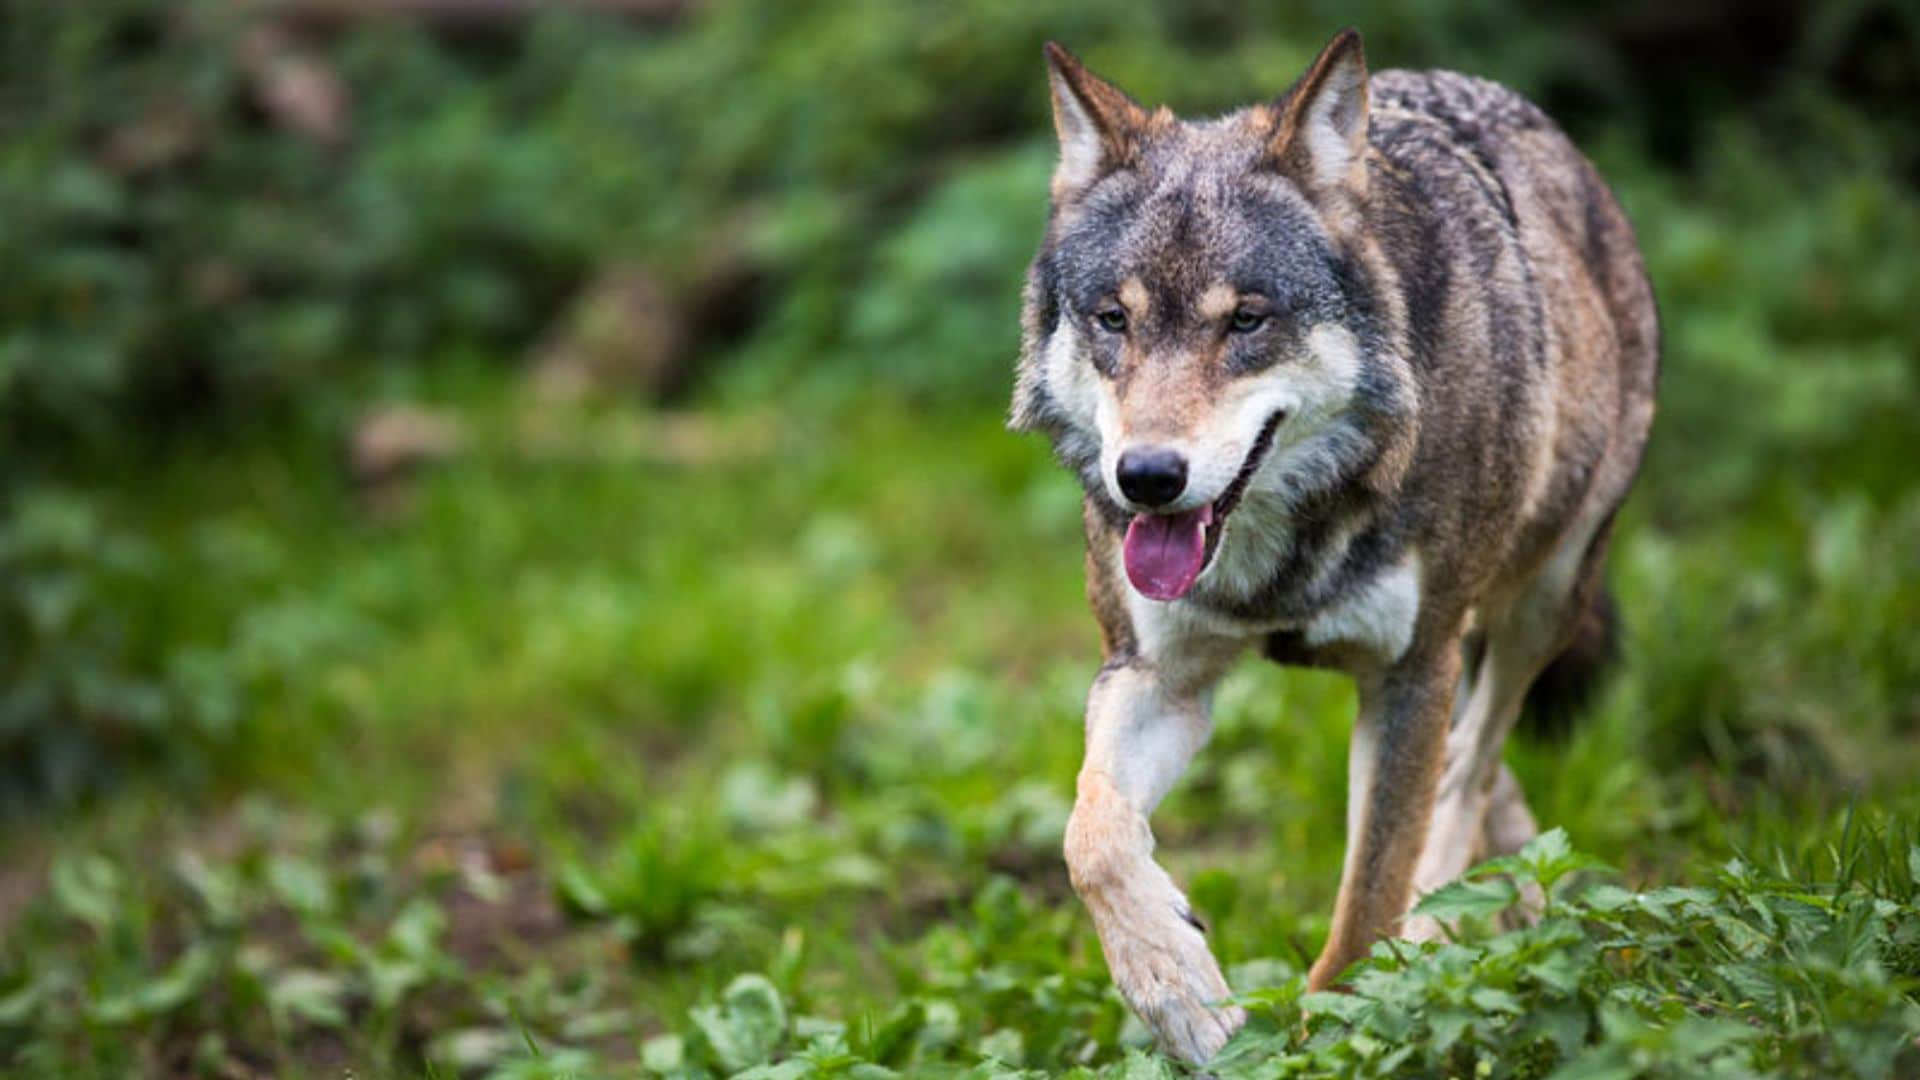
[
  {"left": 1302, "top": 550, "right": 1423, "bottom": 663},
  {"left": 1120, "top": 543, "right": 1424, "bottom": 672}
]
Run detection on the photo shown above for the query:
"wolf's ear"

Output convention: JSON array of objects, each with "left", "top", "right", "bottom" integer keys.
[
  {"left": 1268, "top": 28, "right": 1370, "bottom": 202},
  {"left": 1044, "top": 42, "right": 1149, "bottom": 198}
]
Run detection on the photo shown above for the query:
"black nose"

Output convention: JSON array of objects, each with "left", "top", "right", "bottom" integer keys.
[{"left": 1116, "top": 446, "right": 1188, "bottom": 508}]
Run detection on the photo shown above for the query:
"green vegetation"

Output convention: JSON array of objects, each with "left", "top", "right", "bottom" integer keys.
[{"left": 3, "top": 1, "right": 1918, "bottom": 1076}]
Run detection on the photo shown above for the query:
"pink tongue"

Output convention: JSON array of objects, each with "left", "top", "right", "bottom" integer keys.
[{"left": 1123, "top": 505, "right": 1213, "bottom": 601}]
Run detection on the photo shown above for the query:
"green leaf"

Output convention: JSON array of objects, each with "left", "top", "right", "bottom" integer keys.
[
  {"left": 1639, "top": 886, "right": 1716, "bottom": 909},
  {"left": 1520, "top": 827, "right": 1574, "bottom": 869},
  {"left": 1668, "top": 1016, "right": 1759, "bottom": 1056},
  {"left": 860, "top": 1000, "right": 924, "bottom": 1066},
  {"left": 0, "top": 981, "right": 43, "bottom": 1027},
  {"left": 128, "top": 944, "right": 216, "bottom": 1022},
  {"left": 269, "top": 970, "right": 349, "bottom": 1030},
  {"left": 50, "top": 853, "right": 121, "bottom": 932},
  {"left": 692, "top": 973, "right": 788, "bottom": 1072},
  {"left": 1525, "top": 949, "right": 1587, "bottom": 996},
  {"left": 975, "top": 1027, "right": 1024, "bottom": 1065},
  {"left": 1581, "top": 883, "right": 1636, "bottom": 913},
  {"left": 1468, "top": 987, "right": 1523, "bottom": 1014},
  {"left": 266, "top": 855, "right": 333, "bottom": 918},
  {"left": 1518, "top": 828, "right": 1609, "bottom": 891},
  {"left": 1412, "top": 876, "right": 1520, "bottom": 922},
  {"left": 1547, "top": 1045, "right": 1637, "bottom": 1080},
  {"left": 367, "top": 957, "right": 428, "bottom": 1013},
  {"left": 554, "top": 862, "right": 609, "bottom": 917},
  {"left": 1522, "top": 1002, "right": 1590, "bottom": 1059},
  {"left": 1300, "top": 990, "right": 1372, "bottom": 1023},
  {"left": 386, "top": 897, "right": 448, "bottom": 962},
  {"left": 641, "top": 1033, "right": 685, "bottom": 1072},
  {"left": 720, "top": 762, "right": 819, "bottom": 834},
  {"left": 1109, "top": 1048, "right": 1176, "bottom": 1079},
  {"left": 1428, "top": 1007, "right": 1474, "bottom": 1054},
  {"left": 735, "top": 1061, "right": 812, "bottom": 1080},
  {"left": 174, "top": 852, "right": 244, "bottom": 926},
  {"left": 428, "top": 1027, "right": 516, "bottom": 1072}
]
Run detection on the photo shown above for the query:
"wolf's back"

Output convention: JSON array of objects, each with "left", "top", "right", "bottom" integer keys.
[{"left": 1369, "top": 66, "right": 1660, "bottom": 407}]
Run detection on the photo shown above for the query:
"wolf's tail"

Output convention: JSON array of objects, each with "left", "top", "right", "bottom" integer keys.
[{"left": 1518, "top": 585, "right": 1619, "bottom": 739}]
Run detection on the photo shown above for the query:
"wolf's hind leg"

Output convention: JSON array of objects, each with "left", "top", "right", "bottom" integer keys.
[
  {"left": 1481, "top": 761, "right": 1546, "bottom": 929},
  {"left": 1481, "top": 761, "right": 1538, "bottom": 857},
  {"left": 1407, "top": 621, "right": 1554, "bottom": 929},
  {"left": 1065, "top": 660, "right": 1243, "bottom": 1065},
  {"left": 1410, "top": 517, "right": 1614, "bottom": 934}
]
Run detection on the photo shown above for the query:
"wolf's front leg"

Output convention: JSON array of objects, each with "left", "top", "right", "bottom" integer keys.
[
  {"left": 1310, "top": 648, "right": 1458, "bottom": 989},
  {"left": 1065, "top": 659, "right": 1244, "bottom": 1064}
]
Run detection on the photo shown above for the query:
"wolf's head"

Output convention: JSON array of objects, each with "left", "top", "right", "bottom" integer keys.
[{"left": 1013, "top": 29, "right": 1406, "bottom": 605}]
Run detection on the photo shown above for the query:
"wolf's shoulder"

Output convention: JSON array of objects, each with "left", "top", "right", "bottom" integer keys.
[
  {"left": 1363, "top": 68, "right": 1575, "bottom": 220},
  {"left": 1369, "top": 69, "right": 1554, "bottom": 140}
]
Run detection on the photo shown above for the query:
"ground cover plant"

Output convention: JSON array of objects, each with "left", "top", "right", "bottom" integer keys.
[{"left": 3, "top": 1, "right": 1918, "bottom": 1076}]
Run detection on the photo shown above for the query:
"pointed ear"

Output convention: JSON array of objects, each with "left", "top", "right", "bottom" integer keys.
[
  {"left": 1044, "top": 42, "right": 1149, "bottom": 198},
  {"left": 1268, "top": 29, "right": 1370, "bottom": 201}
]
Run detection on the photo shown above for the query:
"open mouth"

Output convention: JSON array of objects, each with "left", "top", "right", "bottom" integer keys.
[{"left": 1122, "top": 411, "right": 1286, "bottom": 601}]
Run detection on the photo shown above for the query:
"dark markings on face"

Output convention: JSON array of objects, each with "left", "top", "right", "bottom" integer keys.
[
  {"left": 1032, "top": 251, "right": 1062, "bottom": 338},
  {"left": 1042, "top": 129, "right": 1358, "bottom": 392}
]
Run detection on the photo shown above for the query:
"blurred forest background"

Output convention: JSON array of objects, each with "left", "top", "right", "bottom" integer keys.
[{"left": 2, "top": 1, "right": 1918, "bottom": 1076}]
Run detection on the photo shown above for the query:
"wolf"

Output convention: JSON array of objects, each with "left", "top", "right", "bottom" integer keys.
[{"left": 1010, "top": 29, "right": 1657, "bottom": 1063}]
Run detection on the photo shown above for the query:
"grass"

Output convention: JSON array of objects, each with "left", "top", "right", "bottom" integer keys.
[{"left": 2, "top": 371, "right": 1917, "bottom": 1077}]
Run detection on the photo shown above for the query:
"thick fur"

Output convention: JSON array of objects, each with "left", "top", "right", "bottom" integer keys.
[{"left": 1014, "top": 31, "right": 1656, "bottom": 1064}]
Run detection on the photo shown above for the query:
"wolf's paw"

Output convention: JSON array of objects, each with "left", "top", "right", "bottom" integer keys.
[
  {"left": 1143, "top": 992, "right": 1245, "bottom": 1065},
  {"left": 1106, "top": 914, "right": 1245, "bottom": 1065}
]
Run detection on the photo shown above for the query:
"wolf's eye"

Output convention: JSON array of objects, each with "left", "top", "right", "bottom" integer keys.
[
  {"left": 1094, "top": 308, "right": 1128, "bottom": 334},
  {"left": 1229, "top": 308, "right": 1268, "bottom": 334}
]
